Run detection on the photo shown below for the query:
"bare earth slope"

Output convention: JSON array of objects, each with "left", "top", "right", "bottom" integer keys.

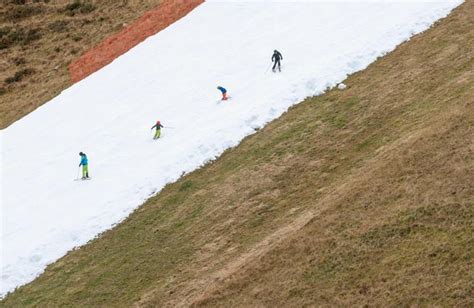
[
  {"left": 2, "top": 1, "right": 473, "bottom": 307},
  {"left": 0, "top": 0, "right": 161, "bottom": 128}
]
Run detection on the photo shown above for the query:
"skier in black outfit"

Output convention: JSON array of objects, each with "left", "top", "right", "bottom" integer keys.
[{"left": 272, "top": 50, "right": 283, "bottom": 72}]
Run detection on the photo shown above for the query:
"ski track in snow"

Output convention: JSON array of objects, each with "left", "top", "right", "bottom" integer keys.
[{"left": 0, "top": 0, "right": 463, "bottom": 297}]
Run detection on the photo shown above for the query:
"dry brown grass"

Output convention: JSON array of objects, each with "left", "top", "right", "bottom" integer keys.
[
  {"left": 2, "top": 1, "right": 473, "bottom": 307},
  {"left": 0, "top": 0, "right": 162, "bottom": 128}
]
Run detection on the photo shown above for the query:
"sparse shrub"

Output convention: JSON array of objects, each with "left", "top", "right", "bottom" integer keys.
[
  {"left": 179, "top": 181, "right": 193, "bottom": 192},
  {"left": 0, "top": 27, "right": 11, "bottom": 37},
  {"left": 66, "top": 0, "right": 81, "bottom": 11},
  {"left": 65, "top": 1, "right": 82, "bottom": 11},
  {"left": 64, "top": 1, "right": 96, "bottom": 16},
  {"left": 6, "top": 5, "right": 43, "bottom": 20},
  {"left": 0, "top": 27, "right": 13, "bottom": 49},
  {"left": 10, "top": 0, "right": 27, "bottom": 5},
  {"left": 13, "top": 57, "right": 26, "bottom": 65},
  {"left": 4, "top": 68, "right": 35, "bottom": 84},
  {"left": 79, "top": 3, "right": 95, "bottom": 14},
  {"left": 6, "top": 29, "right": 23, "bottom": 42},
  {"left": 48, "top": 20, "right": 68, "bottom": 33},
  {"left": 81, "top": 19, "right": 92, "bottom": 26},
  {"left": 0, "top": 27, "right": 42, "bottom": 48},
  {"left": 0, "top": 37, "right": 12, "bottom": 49},
  {"left": 0, "top": 87, "right": 6, "bottom": 96},
  {"left": 23, "top": 28, "right": 42, "bottom": 44},
  {"left": 72, "top": 34, "right": 83, "bottom": 42}
]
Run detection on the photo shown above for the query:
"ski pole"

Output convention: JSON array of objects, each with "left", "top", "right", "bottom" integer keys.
[
  {"left": 77, "top": 166, "right": 81, "bottom": 180},
  {"left": 265, "top": 61, "right": 273, "bottom": 74}
]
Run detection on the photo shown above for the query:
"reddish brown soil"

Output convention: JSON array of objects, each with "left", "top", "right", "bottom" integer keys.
[{"left": 68, "top": 0, "right": 204, "bottom": 83}]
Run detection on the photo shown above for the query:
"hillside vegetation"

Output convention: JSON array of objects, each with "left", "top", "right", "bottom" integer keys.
[
  {"left": 0, "top": 0, "right": 161, "bottom": 128},
  {"left": 2, "top": 1, "right": 473, "bottom": 307}
]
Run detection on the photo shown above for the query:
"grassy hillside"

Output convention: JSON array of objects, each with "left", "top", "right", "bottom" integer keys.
[
  {"left": 2, "top": 1, "right": 473, "bottom": 307},
  {"left": 0, "top": 0, "right": 161, "bottom": 128}
]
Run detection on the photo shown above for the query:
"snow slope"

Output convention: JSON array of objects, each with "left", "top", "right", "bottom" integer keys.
[{"left": 1, "top": 0, "right": 462, "bottom": 297}]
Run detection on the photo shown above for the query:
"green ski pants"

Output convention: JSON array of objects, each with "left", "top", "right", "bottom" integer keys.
[
  {"left": 82, "top": 164, "right": 89, "bottom": 178},
  {"left": 154, "top": 128, "right": 161, "bottom": 139}
]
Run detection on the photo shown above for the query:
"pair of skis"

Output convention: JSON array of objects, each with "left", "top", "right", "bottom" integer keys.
[{"left": 217, "top": 96, "right": 232, "bottom": 104}]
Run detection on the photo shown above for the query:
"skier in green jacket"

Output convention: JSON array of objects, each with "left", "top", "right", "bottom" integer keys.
[{"left": 151, "top": 120, "right": 163, "bottom": 139}]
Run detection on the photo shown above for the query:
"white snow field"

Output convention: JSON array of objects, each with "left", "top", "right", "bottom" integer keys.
[{"left": 1, "top": 0, "right": 462, "bottom": 297}]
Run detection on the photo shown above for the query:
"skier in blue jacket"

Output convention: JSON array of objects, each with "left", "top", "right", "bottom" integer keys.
[
  {"left": 79, "top": 152, "right": 89, "bottom": 179},
  {"left": 217, "top": 86, "right": 228, "bottom": 101}
]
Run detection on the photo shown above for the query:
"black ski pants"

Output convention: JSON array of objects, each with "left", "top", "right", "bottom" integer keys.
[{"left": 272, "top": 59, "right": 281, "bottom": 70}]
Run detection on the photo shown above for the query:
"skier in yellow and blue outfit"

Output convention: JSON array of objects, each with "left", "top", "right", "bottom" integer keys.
[{"left": 79, "top": 152, "right": 89, "bottom": 179}]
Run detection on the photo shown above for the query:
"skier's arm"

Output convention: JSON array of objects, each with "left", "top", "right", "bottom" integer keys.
[
  {"left": 159, "top": 124, "right": 164, "bottom": 128},
  {"left": 279, "top": 52, "right": 283, "bottom": 60},
  {"left": 151, "top": 124, "right": 156, "bottom": 130}
]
